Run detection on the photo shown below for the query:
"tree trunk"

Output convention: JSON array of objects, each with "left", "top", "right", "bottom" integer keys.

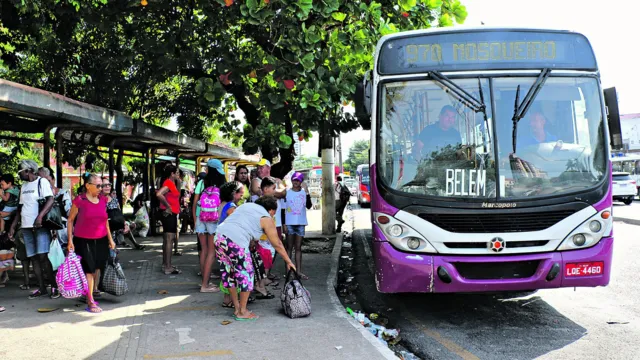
[{"left": 271, "top": 109, "right": 295, "bottom": 179}]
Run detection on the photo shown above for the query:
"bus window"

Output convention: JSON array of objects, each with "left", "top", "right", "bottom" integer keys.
[{"left": 379, "top": 79, "right": 496, "bottom": 197}]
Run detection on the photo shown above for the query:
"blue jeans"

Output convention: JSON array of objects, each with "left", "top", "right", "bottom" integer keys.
[
  {"left": 22, "top": 228, "right": 52, "bottom": 258},
  {"left": 195, "top": 217, "right": 217, "bottom": 235},
  {"left": 287, "top": 225, "right": 306, "bottom": 237}
]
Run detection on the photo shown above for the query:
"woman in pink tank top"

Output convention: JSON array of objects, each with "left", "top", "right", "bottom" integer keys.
[{"left": 67, "top": 173, "right": 115, "bottom": 313}]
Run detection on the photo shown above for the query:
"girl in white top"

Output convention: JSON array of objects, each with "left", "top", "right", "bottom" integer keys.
[{"left": 283, "top": 172, "right": 311, "bottom": 280}]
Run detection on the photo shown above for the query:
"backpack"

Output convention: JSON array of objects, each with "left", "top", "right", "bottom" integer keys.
[
  {"left": 199, "top": 186, "right": 221, "bottom": 222},
  {"left": 339, "top": 183, "right": 351, "bottom": 203}
]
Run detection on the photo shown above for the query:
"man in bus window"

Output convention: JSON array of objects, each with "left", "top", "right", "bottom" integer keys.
[
  {"left": 415, "top": 105, "right": 461, "bottom": 159},
  {"left": 518, "top": 110, "right": 561, "bottom": 149}
]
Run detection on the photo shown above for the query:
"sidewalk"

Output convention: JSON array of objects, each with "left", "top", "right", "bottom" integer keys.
[{"left": 0, "top": 228, "right": 393, "bottom": 359}]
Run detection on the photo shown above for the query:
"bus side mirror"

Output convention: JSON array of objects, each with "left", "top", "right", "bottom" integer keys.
[
  {"left": 354, "top": 71, "right": 372, "bottom": 130},
  {"left": 603, "top": 87, "right": 623, "bottom": 151}
]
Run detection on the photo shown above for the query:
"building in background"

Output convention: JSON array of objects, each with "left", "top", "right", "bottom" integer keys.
[{"left": 621, "top": 113, "right": 640, "bottom": 152}]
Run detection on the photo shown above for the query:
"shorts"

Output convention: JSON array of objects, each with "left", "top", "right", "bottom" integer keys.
[
  {"left": 214, "top": 234, "right": 254, "bottom": 292},
  {"left": 287, "top": 225, "right": 306, "bottom": 237},
  {"left": 160, "top": 212, "right": 178, "bottom": 233},
  {"left": 22, "top": 228, "right": 52, "bottom": 258},
  {"left": 73, "top": 236, "right": 109, "bottom": 274},
  {"left": 195, "top": 217, "right": 217, "bottom": 235},
  {"left": 256, "top": 243, "right": 273, "bottom": 270},
  {"left": 1, "top": 206, "right": 16, "bottom": 221}
]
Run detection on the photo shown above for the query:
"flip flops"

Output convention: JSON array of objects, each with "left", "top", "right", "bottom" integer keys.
[
  {"left": 200, "top": 286, "right": 220, "bottom": 293},
  {"left": 255, "top": 292, "right": 274, "bottom": 300},
  {"left": 233, "top": 312, "right": 259, "bottom": 321},
  {"left": 164, "top": 267, "right": 182, "bottom": 275},
  {"left": 85, "top": 304, "right": 102, "bottom": 313}
]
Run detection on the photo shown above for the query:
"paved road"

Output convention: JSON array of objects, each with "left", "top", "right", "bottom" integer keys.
[{"left": 345, "top": 206, "right": 640, "bottom": 360}]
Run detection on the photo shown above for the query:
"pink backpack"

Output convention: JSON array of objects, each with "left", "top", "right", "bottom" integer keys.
[
  {"left": 56, "top": 252, "right": 89, "bottom": 299},
  {"left": 199, "top": 186, "right": 221, "bottom": 222}
]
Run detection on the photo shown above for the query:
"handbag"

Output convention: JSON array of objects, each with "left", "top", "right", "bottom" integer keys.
[
  {"left": 48, "top": 238, "right": 65, "bottom": 271},
  {"left": 56, "top": 251, "right": 89, "bottom": 299},
  {"left": 37, "top": 179, "right": 63, "bottom": 230},
  {"left": 107, "top": 207, "right": 126, "bottom": 231},
  {"left": 103, "top": 250, "right": 128, "bottom": 296},
  {"left": 280, "top": 269, "right": 311, "bottom": 319}
]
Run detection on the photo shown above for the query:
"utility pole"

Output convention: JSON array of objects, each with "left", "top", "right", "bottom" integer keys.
[
  {"left": 320, "top": 134, "right": 336, "bottom": 235},
  {"left": 337, "top": 133, "right": 343, "bottom": 174}
]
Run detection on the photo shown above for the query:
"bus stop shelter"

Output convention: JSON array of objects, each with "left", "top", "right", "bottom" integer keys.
[{"left": 0, "top": 79, "right": 259, "bottom": 233}]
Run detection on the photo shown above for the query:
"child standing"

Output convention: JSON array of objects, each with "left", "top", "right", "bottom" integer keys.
[
  {"left": 0, "top": 174, "right": 20, "bottom": 233},
  {"left": 284, "top": 172, "right": 311, "bottom": 280}
]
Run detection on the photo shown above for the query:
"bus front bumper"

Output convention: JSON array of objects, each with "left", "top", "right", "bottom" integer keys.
[{"left": 371, "top": 229, "right": 613, "bottom": 293}]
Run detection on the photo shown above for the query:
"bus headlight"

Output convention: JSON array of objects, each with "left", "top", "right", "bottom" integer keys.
[
  {"left": 373, "top": 212, "right": 438, "bottom": 253},
  {"left": 388, "top": 224, "right": 403, "bottom": 237},
  {"left": 406, "top": 237, "right": 421, "bottom": 250},
  {"left": 557, "top": 208, "right": 612, "bottom": 251},
  {"left": 588, "top": 220, "right": 602, "bottom": 233},
  {"left": 572, "top": 234, "right": 586, "bottom": 246}
]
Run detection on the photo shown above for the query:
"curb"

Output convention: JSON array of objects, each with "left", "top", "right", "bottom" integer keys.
[
  {"left": 613, "top": 216, "right": 640, "bottom": 226},
  {"left": 326, "top": 232, "right": 398, "bottom": 360}
]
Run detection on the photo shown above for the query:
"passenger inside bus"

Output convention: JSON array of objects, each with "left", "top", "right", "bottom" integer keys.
[
  {"left": 517, "top": 108, "right": 563, "bottom": 151},
  {"left": 414, "top": 105, "right": 462, "bottom": 159}
]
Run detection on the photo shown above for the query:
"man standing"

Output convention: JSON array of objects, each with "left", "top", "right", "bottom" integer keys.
[
  {"left": 250, "top": 159, "right": 271, "bottom": 202},
  {"left": 8, "top": 160, "right": 60, "bottom": 299},
  {"left": 335, "top": 176, "right": 351, "bottom": 232}
]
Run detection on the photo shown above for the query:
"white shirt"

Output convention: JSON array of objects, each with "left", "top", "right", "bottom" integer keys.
[
  {"left": 275, "top": 199, "right": 285, "bottom": 227},
  {"left": 19, "top": 177, "right": 54, "bottom": 228},
  {"left": 216, "top": 203, "right": 271, "bottom": 250},
  {"left": 285, "top": 189, "right": 308, "bottom": 226}
]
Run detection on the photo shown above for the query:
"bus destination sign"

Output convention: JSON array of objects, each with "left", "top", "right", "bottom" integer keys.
[{"left": 377, "top": 30, "right": 597, "bottom": 75}]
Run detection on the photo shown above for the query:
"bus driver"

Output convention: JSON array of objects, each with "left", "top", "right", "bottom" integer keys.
[{"left": 415, "top": 105, "right": 462, "bottom": 159}]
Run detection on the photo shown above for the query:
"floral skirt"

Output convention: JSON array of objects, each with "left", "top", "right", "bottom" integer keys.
[{"left": 214, "top": 234, "right": 254, "bottom": 292}]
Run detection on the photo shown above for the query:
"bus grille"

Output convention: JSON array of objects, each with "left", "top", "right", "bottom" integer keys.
[
  {"left": 419, "top": 211, "right": 574, "bottom": 233},
  {"left": 454, "top": 260, "right": 540, "bottom": 280},
  {"left": 444, "top": 240, "right": 549, "bottom": 249}
]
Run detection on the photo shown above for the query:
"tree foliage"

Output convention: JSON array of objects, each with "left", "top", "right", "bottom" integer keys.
[
  {"left": 344, "top": 139, "right": 370, "bottom": 173},
  {"left": 1, "top": 0, "right": 467, "bottom": 177}
]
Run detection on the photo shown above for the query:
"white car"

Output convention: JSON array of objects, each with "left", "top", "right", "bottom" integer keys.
[{"left": 612, "top": 172, "right": 636, "bottom": 205}]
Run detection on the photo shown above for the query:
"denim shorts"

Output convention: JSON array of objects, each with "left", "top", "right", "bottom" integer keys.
[
  {"left": 195, "top": 217, "right": 218, "bottom": 235},
  {"left": 22, "top": 227, "right": 52, "bottom": 258},
  {"left": 1, "top": 206, "right": 16, "bottom": 221},
  {"left": 287, "top": 225, "right": 306, "bottom": 237}
]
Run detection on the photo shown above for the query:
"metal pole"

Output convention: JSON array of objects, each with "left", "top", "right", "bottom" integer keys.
[
  {"left": 55, "top": 129, "right": 63, "bottom": 189},
  {"left": 43, "top": 127, "right": 53, "bottom": 168},
  {"left": 149, "top": 148, "right": 157, "bottom": 236},
  {"left": 109, "top": 139, "right": 116, "bottom": 186}
]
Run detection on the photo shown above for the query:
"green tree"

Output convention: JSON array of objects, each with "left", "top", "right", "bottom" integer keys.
[
  {"left": 344, "top": 139, "right": 370, "bottom": 172},
  {"left": 1, "top": 0, "right": 468, "bottom": 178}
]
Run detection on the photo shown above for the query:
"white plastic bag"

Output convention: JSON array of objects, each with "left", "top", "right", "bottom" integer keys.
[{"left": 48, "top": 238, "right": 65, "bottom": 271}]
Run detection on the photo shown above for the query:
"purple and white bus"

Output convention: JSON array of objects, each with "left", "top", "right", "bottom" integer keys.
[{"left": 354, "top": 28, "right": 620, "bottom": 293}]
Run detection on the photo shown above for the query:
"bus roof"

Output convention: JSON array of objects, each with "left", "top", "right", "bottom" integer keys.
[{"left": 375, "top": 27, "right": 597, "bottom": 75}]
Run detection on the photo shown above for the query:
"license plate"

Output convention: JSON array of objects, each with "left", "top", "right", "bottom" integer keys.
[
  {"left": 619, "top": 183, "right": 628, "bottom": 187},
  {"left": 565, "top": 262, "right": 604, "bottom": 277}
]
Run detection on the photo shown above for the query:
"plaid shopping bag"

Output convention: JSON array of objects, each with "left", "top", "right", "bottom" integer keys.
[{"left": 103, "top": 251, "right": 128, "bottom": 296}]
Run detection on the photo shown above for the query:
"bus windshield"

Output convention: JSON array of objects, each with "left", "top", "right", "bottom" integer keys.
[{"left": 378, "top": 76, "right": 607, "bottom": 200}]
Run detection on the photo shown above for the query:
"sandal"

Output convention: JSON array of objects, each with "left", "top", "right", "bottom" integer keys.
[
  {"left": 0, "top": 306, "right": 5, "bottom": 312},
  {"left": 255, "top": 292, "right": 275, "bottom": 300},
  {"left": 269, "top": 281, "right": 280, "bottom": 287},
  {"left": 248, "top": 296, "right": 255, "bottom": 303},
  {"left": 200, "top": 286, "right": 220, "bottom": 293},
  {"left": 298, "top": 273, "right": 309, "bottom": 280},
  {"left": 221, "top": 302, "right": 234, "bottom": 308},
  {"left": 20, "top": 285, "right": 31, "bottom": 290},
  {"left": 164, "top": 267, "right": 182, "bottom": 275},
  {"left": 28, "top": 289, "right": 47, "bottom": 300},
  {"left": 85, "top": 304, "right": 103, "bottom": 313},
  {"left": 93, "top": 291, "right": 102, "bottom": 298},
  {"left": 173, "top": 251, "right": 183, "bottom": 256},
  {"left": 234, "top": 312, "right": 259, "bottom": 321}
]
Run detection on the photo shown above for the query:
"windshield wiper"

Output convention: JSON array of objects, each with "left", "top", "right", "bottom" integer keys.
[
  {"left": 430, "top": 71, "right": 485, "bottom": 113},
  {"left": 430, "top": 72, "right": 491, "bottom": 153},
  {"left": 511, "top": 68, "right": 552, "bottom": 152}
]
